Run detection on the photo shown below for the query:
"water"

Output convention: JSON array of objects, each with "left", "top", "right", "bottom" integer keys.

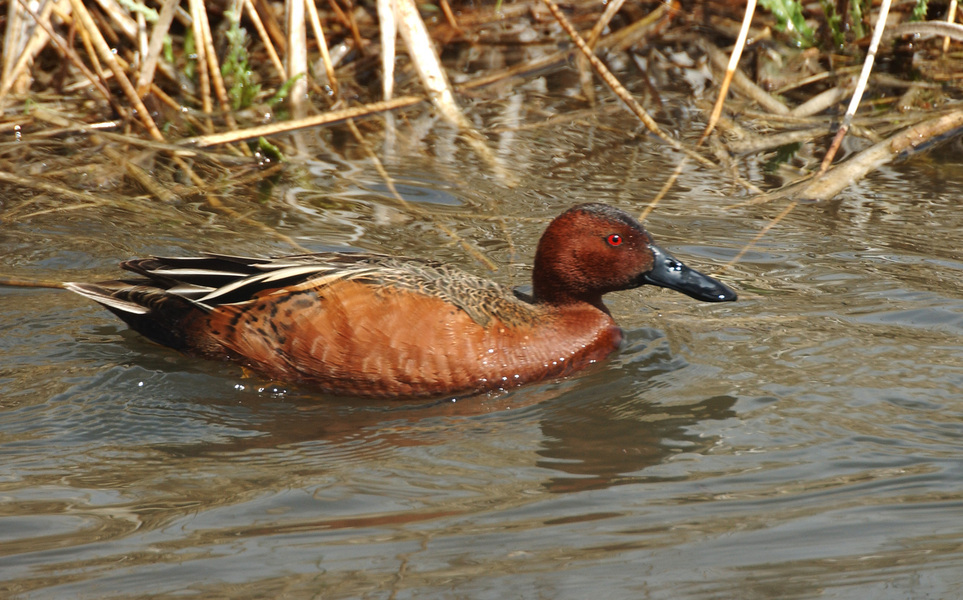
[{"left": 2, "top": 94, "right": 963, "bottom": 599}]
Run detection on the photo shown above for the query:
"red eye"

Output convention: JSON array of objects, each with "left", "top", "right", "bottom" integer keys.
[{"left": 606, "top": 234, "right": 622, "bottom": 247}]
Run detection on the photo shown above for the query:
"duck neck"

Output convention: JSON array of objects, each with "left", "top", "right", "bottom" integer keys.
[
  {"left": 532, "top": 272, "right": 609, "bottom": 315},
  {"left": 531, "top": 221, "right": 610, "bottom": 314}
]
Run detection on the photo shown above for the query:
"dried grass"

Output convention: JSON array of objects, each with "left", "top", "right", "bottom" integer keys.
[{"left": 1, "top": 0, "right": 962, "bottom": 273}]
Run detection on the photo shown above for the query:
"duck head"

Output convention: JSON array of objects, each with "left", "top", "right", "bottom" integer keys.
[{"left": 532, "top": 203, "right": 737, "bottom": 309}]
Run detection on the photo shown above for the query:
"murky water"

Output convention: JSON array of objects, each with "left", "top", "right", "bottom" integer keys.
[{"left": 3, "top": 89, "right": 963, "bottom": 598}]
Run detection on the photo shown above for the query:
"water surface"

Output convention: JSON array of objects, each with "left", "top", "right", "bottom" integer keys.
[{"left": 2, "top": 91, "right": 963, "bottom": 599}]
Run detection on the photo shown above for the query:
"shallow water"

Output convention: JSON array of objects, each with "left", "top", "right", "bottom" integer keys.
[{"left": 3, "top": 89, "right": 963, "bottom": 599}]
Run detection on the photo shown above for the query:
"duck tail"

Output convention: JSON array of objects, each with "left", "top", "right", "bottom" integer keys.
[{"left": 65, "top": 281, "right": 205, "bottom": 352}]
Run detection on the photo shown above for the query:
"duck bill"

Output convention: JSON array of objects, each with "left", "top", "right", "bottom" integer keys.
[{"left": 640, "top": 244, "right": 737, "bottom": 302}]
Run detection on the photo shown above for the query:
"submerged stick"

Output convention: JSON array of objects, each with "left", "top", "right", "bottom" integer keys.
[
  {"left": 0, "top": 276, "right": 66, "bottom": 289},
  {"left": 721, "top": 201, "right": 798, "bottom": 272},
  {"left": 802, "top": 108, "right": 963, "bottom": 200},
  {"left": 101, "top": 145, "right": 179, "bottom": 203},
  {"left": 0, "top": 170, "right": 107, "bottom": 204}
]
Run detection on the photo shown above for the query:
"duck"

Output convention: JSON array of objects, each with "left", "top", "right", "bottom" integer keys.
[{"left": 66, "top": 203, "right": 736, "bottom": 398}]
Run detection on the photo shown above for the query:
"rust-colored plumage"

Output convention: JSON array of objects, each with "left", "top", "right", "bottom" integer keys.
[{"left": 66, "top": 204, "right": 736, "bottom": 398}]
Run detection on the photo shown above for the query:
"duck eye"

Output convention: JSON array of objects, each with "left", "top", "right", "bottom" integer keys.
[{"left": 606, "top": 234, "right": 622, "bottom": 247}]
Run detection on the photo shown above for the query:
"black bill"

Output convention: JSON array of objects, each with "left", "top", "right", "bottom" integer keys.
[{"left": 640, "top": 244, "right": 737, "bottom": 302}]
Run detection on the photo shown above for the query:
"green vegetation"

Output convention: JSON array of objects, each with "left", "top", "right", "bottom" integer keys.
[
  {"left": 912, "top": 0, "right": 929, "bottom": 21},
  {"left": 223, "top": 9, "right": 261, "bottom": 110},
  {"left": 759, "top": 0, "right": 814, "bottom": 46},
  {"left": 267, "top": 73, "right": 305, "bottom": 108}
]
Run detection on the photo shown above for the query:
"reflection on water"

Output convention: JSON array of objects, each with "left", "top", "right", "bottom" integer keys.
[
  {"left": 3, "top": 100, "right": 963, "bottom": 599},
  {"left": 537, "top": 393, "right": 737, "bottom": 493}
]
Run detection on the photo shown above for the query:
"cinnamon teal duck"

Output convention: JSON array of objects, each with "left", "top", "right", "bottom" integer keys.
[{"left": 66, "top": 203, "right": 736, "bottom": 398}]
